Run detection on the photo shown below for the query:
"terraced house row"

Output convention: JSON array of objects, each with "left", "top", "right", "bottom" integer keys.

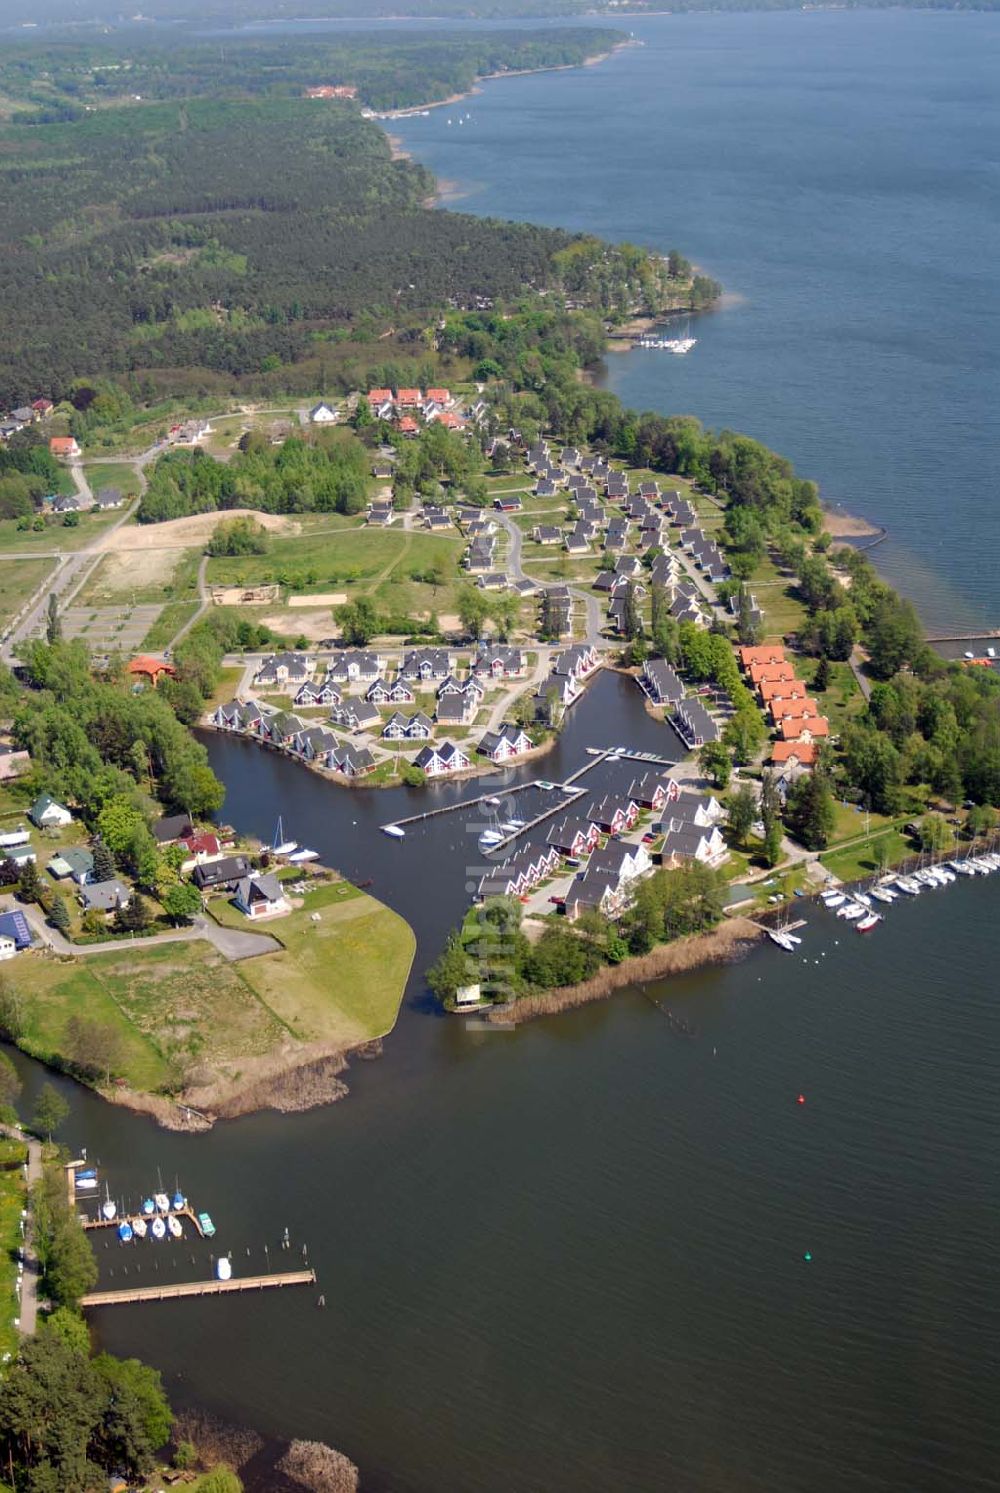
[{"left": 738, "top": 645, "right": 830, "bottom": 773}]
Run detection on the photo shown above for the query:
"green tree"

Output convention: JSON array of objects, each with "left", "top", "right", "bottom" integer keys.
[
  {"left": 162, "top": 882, "right": 202, "bottom": 925},
  {"left": 197, "top": 1469, "right": 244, "bottom": 1493},
  {"left": 91, "top": 839, "right": 116, "bottom": 884},
  {"left": 425, "top": 930, "right": 476, "bottom": 1005},
  {"left": 32, "top": 1083, "right": 69, "bottom": 1141},
  {"left": 726, "top": 783, "right": 758, "bottom": 846},
  {"left": 621, "top": 581, "right": 642, "bottom": 642},
  {"left": 763, "top": 821, "right": 783, "bottom": 868},
  {"left": 92, "top": 1353, "right": 173, "bottom": 1459},
  {"left": 784, "top": 772, "right": 836, "bottom": 851},
  {"left": 0, "top": 976, "right": 25, "bottom": 1040},
  {"left": 96, "top": 795, "right": 145, "bottom": 854},
  {"left": 457, "top": 586, "right": 489, "bottom": 641},
  {"left": 918, "top": 812, "right": 949, "bottom": 853},
  {"left": 0, "top": 1050, "right": 21, "bottom": 1113},
  {"left": 15, "top": 858, "right": 40, "bottom": 904},
  {"left": 48, "top": 892, "right": 71, "bottom": 938},
  {"left": 813, "top": 654, "right": 831, "bottom": 692},
  {"left": 45, "top": 592, "right": 61, "bottom": 646},
  {"left": 336, "top": 596, "right": 380, "bottom": 646},
  {"left": 700, "top": 741, "right": 731, "bottom": 790}
]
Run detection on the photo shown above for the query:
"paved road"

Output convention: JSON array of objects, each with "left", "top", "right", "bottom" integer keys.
[{"left": 17, "top": 901, "right": 279, "bottom": 962}]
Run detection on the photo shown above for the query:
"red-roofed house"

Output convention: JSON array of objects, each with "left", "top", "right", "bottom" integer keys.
[
  {"left": 32, "top": 399, "right": 54, "bottom": 416},
  {"left": 396, "top": 388, "right": 422, "bottom": 408},
  {"left": 397, "top": 416, "right": 419, "bottom": 437},
  {"left": 771, "top": 740, "right": 818, "bottom": 769},
  {"left": 178, "top": 831, "right": 222, "bottom": 871},
  {"left": 433, "top": 411, "right": 464, "bottom": 430},
  {"left": 739, "top": 644, "right": 786, "bottom": 669},
  {"left": 757, "top": 677, "right": 806, "bottom": 705},
  {"left": 750, "top": 661, "right": 795, "bottom": 688},
  {"left": 367, "top": 388, "right": 392, "bottom": 405},
  {"left": 424, "top": 387, "right": 451, "bottom": 406},
  {"left": 126, "top": 655, "right": 177, "bottom": 687},
  {"left": 49, "top": 436, "right": 80, "bottom": 460},
  {"left": 770, "top": 695, "right": 821, "bottom": 722},
  {"left": 778, "top": 714, "right": 830, "bottom": 742}
]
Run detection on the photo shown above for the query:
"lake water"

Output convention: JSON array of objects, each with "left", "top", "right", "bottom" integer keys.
[
  {"left": 15, "top": 15, "right": 1000, "bottom": 1490},
  {"left": 389, "top": 10, "right": 1000, "bottom": 634},
  {"left": 19, "top": 672, "right": 998, "bottom": 1493}
]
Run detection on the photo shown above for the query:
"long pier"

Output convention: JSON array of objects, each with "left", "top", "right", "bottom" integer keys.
[
  {"left": 80, "top": 1268, "right": 316, "bottom": 1308},
  {"left": 489, "top": 754, "right": 610, "bottom": 853},
  {"left": 385, "top": 779, "right": 542, "bottom": 832}
]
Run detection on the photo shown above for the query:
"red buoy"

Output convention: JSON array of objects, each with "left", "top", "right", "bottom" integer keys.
[{"left": 796, "top": 1094, "right": 806, "bottom": 1105}]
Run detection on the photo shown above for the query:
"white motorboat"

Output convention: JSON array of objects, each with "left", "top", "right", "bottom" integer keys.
[
  {"left": 856, "top": 911, "right": 882, "bottom": 933},
  {"left": 287, "top": 848, "right": 319, "bottom": 863},
  {"left": 216, "top": 1257, "right": 232, "bottom": 1281},
  {"left": 382, "top": 824, "right": 405, "bottom": 838},
  {"left": 821, "top": 891, "right": 846, "bottom": 909}
]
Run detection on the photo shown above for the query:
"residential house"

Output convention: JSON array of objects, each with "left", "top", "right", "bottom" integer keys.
[
  {"left": 533, "top": 525, "right": 562, "bottom": 546},
  {"left": 436, "top": 692, "right": 478, "bottom": 727},
  {"left": 659, "top": 821, "right": 728, "bottom": 869},
  {"left": 628, "top": 772, "right": 675, "bottom": 812},
  {"left": 93, "top": 487, "right": 124, "bottom": 510},
  {"left": 546, "top": 817, "right": 600, "bottom": 859},
  {"left": 254, "top": 652, "right": 314, "bottom": 688},
  {"left": 757, "top": 678, "right": 806, "bottom": 707},
  {"left": 778, "top": 714, "right": 830, "bottom": 743},
  {"left": 561, "top": 446, "right": 581, "bottom": 468},
  {"left": 739, "top": 645, "right": 786, "bottom": 670},
  {"left": 770, "top": 740, "right": 818, "bottom": 771},
  {"left": 329, "top": 742, "right": 376, "bottom": 777},
  {"left": 493, "top": 495, "right": 522, "bottom": 513},
  {"left": 0, "top": 911, "right": 31, "bottom": 951},
  {"left": 192, "top": 855, "right": 251, "bottom": 892},
  {"left": 294, "top": 680, "right": 341, "bottom": 708},
  {"left": 641, "top": 658, "right": 685, "bottom": 706},
  {"left": 475, "top": 572, "right": 508, "bottom": 592},
  {"left": 473, "top": 644, "right": 524, "bottom": 679},
  {"left": 585, "top": 796, "right": 639, "bottom": 835},
  {"left": 49, "top": 436, "right": 81, "bottom": 460},
  {"left": 534, "top": 673, "right": 580, "bottom": 723},
  {"left": 309, "top": 402, "right": 338, "bottom": 423},
  {"left": 29, "top": 793, "right": 73, "bottom": 829},
  {"left": 423, "top": 507, "right": 453, "bottom": 532},
  {"left": 80, "top": 878, "right": 132, "bottom": 914},
  {"left": 152, "top": 813, "right": 194, "bottom": 845},
  {"left": 327, "top": 651, "right": 383, "bottom": 683},
  {"left": 413, "top": 740, "right": 471, "bottom": 777},
  {"left": 465, "top": 538, "right": 495, "bottom": 573},
  {"left": 32, "top": 399, "right": 54, "bottom": 417},
  {"left": 366, "top": 501, "right": 395, "bottom": 527},
  {"left": 535, "top": 478, "right": 558, "bottom": 499},
  {"left": 769, "top": 696, "right": 823, "bottom": 724},
  {"left": 749, "top": 661, "right": 796, "bottom": 689},
  {"left": 232, "top": 871, "right": 289, "bottom": 920},
  {"left": 553, "top": 643, "right": 598, "bottom": 679},
  {"left": 329, "top": 699, "right": 381, "bottom": 733},
  {"left": 397, "top": 388, "right": 422, "bottom": 410},
  {"left": 673, "top": 793, "right": 726, "bottom": 829},
  {"left": 478, "top": 724, "right": 533, "bottom": 762},
  {"left": 295, "top": 726, "right": 341, "bottom": 764},
  {"left": 366, "top": 676, "right": 414, "bottom": 705},
  {"left": 46, "top": 847, "right": 94, "bottom": 885},
  {"left": 401, "top": 648, "right": 455, "bottom": 681},
  {"left": 51, "top": 495, "right": 81, "bottom": 515},
  {"left": 671, "top": 697, "right": 720, "bottom": 748},
  {"left": 563, "top": 866, "right": 626, "bottom": 921},
  {"left": 397, "top": 415, "right": 419, "bottom": 437},
  {"left": 564, "top": 533, "right": 590, "bottom": 556},
  {"left": 382, "top": 711, "right": 433, "bottom": 740}
]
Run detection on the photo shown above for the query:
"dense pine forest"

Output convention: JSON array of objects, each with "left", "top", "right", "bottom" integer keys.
[{"left": 0, "top": 83, "right": 696, "bottom": 406}]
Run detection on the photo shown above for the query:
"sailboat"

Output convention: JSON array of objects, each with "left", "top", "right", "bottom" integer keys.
[
  {"left": 150, "top": 1215, "right": 167, "bottom": 1241},
  {"left": 132, "top": 1214, "right": 147, "bottom": 1239},
  {"left": 117, "top": 1219, "right": 133, "bottom": 1243},
  {"left": 101, "top": 1185, "right": 117, "bottom": 1222},
  {"left": 271, "top": 816, "right": 298, "bottom": 857},
  {"left": 167, "top": 1215, "right": 183, "bottom": 1239},
  {"left": 478, "top": 801, "right": 506, "bottom": 853}
]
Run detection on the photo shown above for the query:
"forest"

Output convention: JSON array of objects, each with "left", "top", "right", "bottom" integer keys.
[
  {"left": 0, "top": 29, "right": 621, "bottom": 116},
  {"left": 0, "top": 86, "right": 693, "bottom": 406}
]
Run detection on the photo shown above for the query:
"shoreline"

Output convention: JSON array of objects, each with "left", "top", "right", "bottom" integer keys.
[
  {"left": 374, "top": 40, "right": 635, "bottom": 125},
  {"left": 484, "top": 918, "right": 765, "bottom": 1026}
]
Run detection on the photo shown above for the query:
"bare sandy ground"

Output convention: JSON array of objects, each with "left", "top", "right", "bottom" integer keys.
[
  {"left": 262, "top": 609, "right": 336, "bottom": 641},
  {"left": 100, "top": 510, "right": 300, "bottom": 552},
  {"left": 87, "top": 548, "right": 182, "bottom": 595},
  {"left": 823, "top": 507, "right": 882, "bottom": 539},
  {"left": 288, "top": 592, "right": 346, "bottom": 608}
]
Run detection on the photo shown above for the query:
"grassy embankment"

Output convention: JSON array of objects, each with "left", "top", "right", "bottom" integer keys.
[
  {"left": 0, "top": 1136, "right": 27, "bottom": 1359},
  {"left": 8, "top": 880, "right": 414, "bottom": 1102}
]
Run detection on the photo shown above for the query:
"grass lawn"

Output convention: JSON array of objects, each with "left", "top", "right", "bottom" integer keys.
[
  {"left": 211, "top": 880, "right": 415, "bottom": 1047},
  {"left": 751, "top": 554, "right": 810, "bottom": 640},
  {"left": 0, "top": 559, "right": 55, "bottom": 628},
  {"left": 204, "top": 665, "right": 244, "bottom": 710},
  {"left": 797, "top": 658, "right": 865, "bottom": 734},
  {"left": 13, "top": 953, "right": 173, "bottom": 1093},
  {"left": 0, "top": 1137, "right": 27, "bottom": 1357},
  {"left": 82, "top": 462, "right": 141, "bottom": 500},
  {"left": 0, "top": 510, "right": 119, "bottom": 557},
  {"left": 820, "top": 827, "right": 914, "bottom": 884},
  {"left": 141, "top": 600, "right": 201, "bottom": 650}
]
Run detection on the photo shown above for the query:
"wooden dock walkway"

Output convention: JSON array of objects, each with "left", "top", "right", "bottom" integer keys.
[
  {"left": 385, "top": 779, "right": 539, "bottom": 831},
  {"left": 82, "top": 1205, "right": 206, "bottom": 1238},
  {"left": 81, "top": 1268, "right": 316, "bottom": 1308}
]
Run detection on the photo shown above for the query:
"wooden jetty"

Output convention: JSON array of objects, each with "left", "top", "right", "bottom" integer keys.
[
  {"left": 386, "top": 779, "right": 538, "bottom": 832},
  {"left": 82, "top": 1205, "right": 206, "bottom": 1239},
  {"left": 80, "top": 1268, "right": 316, "bottom": 1309}
]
